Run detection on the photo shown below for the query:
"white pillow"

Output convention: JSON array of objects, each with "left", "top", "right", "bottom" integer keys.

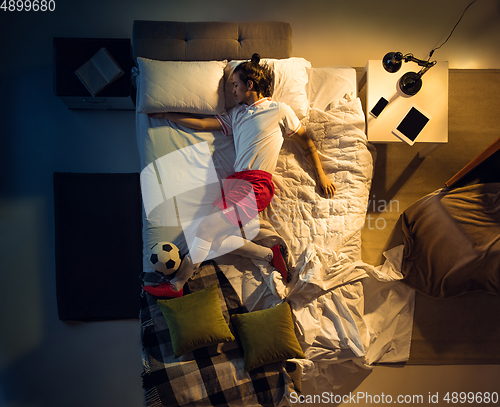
[
  {"left": 224, "top": 57, "right": 311, "bottom": 119},
  {"left": 136, "top": 58, "right": 227, "bottom": 115}
]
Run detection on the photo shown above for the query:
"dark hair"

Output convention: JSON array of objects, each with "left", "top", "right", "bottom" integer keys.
[{"left": 233, "top": 53, "right": 274, "bottom": 97}]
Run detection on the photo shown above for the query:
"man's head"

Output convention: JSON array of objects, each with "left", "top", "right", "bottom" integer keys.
[{"left": 232, "top": 53, "right": 274, "bottom": 104}]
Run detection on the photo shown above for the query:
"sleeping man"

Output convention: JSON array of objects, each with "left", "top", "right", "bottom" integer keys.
[{"left": 144, "top": 53, "right": 336, "bottom": 297}]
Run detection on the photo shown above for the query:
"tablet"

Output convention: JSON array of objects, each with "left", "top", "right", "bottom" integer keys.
[{"left": 392, "top": 105, "right": 431, "bottom": 145}]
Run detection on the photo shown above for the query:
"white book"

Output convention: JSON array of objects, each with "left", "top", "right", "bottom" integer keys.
[{"left": 75, "top": 48, "right": 124, "bottom": 96}]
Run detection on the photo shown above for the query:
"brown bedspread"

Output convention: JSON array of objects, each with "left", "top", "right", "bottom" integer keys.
[{"left": 401, "top": 183, "right": 500, "bottom": 299}]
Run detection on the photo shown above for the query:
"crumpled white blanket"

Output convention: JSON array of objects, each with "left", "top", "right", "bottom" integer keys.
[{"left": 285, "top": 245, "right": 414, "bottom": 391}]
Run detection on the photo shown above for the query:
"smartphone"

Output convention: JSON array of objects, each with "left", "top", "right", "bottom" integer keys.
[{"left": 370, "top": 97, "right": 389, "bottom": 118}]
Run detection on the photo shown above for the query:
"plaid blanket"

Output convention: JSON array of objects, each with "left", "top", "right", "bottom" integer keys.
[{"left": 140, "top": 261, "right": 294, "bottom": 407}]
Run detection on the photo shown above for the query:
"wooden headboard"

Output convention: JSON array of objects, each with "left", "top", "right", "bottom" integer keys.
[{"left": 132, "top": 20, "right": 292, "bottom": 61}]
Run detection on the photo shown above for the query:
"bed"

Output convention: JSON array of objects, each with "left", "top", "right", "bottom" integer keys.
[{"left": 133, "top": 20, "right": 415, "bottom": 406}]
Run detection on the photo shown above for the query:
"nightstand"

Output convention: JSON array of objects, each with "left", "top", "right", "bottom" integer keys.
[
  {"left": 360, "top": 60, "right": 448, "bottom": 157},
  {"left": 53, "top": 37, "right": 136, "bottom": 110}
]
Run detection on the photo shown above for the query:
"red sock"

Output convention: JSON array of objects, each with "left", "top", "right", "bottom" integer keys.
[{"left": 270, "top": 245, "right": 290, "bottom": 283}]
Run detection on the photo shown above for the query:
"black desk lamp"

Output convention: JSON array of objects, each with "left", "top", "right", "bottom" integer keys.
[
  {"left": 382, "top": 0, "right": 477, "bottom": 96},
  {"left": 382, "top": 52, "right": 436, "bottom": 96}
]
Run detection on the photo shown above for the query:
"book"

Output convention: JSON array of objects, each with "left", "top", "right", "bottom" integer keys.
[{"left": 75, "top": 47, "right": 124, "bottom": 96}]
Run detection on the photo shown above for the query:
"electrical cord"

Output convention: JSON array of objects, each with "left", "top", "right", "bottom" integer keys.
[{"left": 428, "top": 0, "right": 479, "bottom": 59}]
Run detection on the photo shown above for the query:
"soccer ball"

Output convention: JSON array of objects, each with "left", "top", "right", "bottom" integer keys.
[{"left": 149, "top": 242, "right": 181, "bottom": 275}]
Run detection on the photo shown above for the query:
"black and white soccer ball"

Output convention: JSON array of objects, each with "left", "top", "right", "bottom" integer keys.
[{"left": 149, "top": 242, "right": 181, "bottom": 275}]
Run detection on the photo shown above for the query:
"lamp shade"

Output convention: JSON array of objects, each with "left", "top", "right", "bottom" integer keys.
[
  {"left": 399, "top": 71, "right": 423, "bottom": 96},
  {"left": 382, "top": 52, "right": 403, "bottom": 73}
]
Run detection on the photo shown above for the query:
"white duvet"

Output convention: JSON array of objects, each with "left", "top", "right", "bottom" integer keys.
[
  {"left": 137, "top": 94, "right": 415, "bottom": 396},
  {"left": 219, "top": 98, "right": 415, "bottom": 391}
]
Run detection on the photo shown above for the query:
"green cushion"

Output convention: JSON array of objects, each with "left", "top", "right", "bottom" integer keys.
[
  {"left": 231, "top": 302, "right": 305, "bottom": 372},
  {"left": 158, "top": 283, "right": 235, "bottom": 358}
]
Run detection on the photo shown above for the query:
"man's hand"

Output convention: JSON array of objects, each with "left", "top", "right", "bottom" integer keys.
[{"left": 317, "top": 173, "right": 336, "bottom": 198}]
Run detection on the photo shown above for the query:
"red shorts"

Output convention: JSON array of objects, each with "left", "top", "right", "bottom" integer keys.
[{"left": 213, "top": 170, "right": 274, "bottom": 227}]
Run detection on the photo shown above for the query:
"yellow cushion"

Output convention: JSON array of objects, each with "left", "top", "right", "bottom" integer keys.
[
  {"left": 231, "top": 302, "right": 305, "bottom": 372},
  {"left": 158, "top": 283, "right": 235, "bottom": 358}
]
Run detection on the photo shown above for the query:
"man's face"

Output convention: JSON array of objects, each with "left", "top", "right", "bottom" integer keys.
[{"left": 231, "top": 73, "right": 252, "bottom": 105}]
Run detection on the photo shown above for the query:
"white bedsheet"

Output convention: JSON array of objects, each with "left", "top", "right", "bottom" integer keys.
[{"left": 136, "top": 75, "right": 415, "bottom": 396}]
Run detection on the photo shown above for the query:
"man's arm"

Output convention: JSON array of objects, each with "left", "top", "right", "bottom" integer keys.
[
  {"left": 291, "top": 126, "right": 336, "bottom": 198},
  {"left": 147, "top": 112, "right": 222, "bottom": 131}
]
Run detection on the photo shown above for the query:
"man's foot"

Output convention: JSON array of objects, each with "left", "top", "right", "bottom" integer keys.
[
  {"left": 270, "top": 244, "right": 291, "bottom": 283},
  {"left": 143, "top": 282, "right": 183, "bottom": 298}
]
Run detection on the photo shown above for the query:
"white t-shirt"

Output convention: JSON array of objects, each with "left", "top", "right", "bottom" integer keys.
[{"left": 216, "top": 98, "right": 301, "bottom": 173}]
